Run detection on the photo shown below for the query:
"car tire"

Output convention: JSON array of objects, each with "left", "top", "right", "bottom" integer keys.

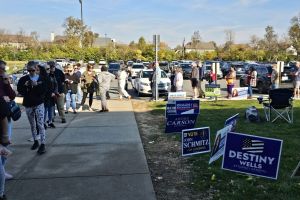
[
  {"left": 257, "top": 82, "right": 264, "bottom": 94},
  {"left": 240, "top": 79, "right": 245, "bottom": 87}
]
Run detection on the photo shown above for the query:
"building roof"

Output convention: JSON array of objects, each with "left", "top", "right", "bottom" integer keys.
[
  {"left": 0, "top": 34, "right": 33, "bottom": 43},
  {"left": 93, "top": 37, "right": 113, "bottom": 47}
]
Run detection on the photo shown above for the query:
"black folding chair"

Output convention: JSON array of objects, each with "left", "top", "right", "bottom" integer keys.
[{"left": 258, "top": 89, "right": 294, "bottom": 123}]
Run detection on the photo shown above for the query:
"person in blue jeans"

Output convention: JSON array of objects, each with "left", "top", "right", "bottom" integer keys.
[
  {"left": 64, "top": 65, "right": 79, "bottom": 114},
  {"left": 44, "top": 65, "right": 58, "bottom": 128}
]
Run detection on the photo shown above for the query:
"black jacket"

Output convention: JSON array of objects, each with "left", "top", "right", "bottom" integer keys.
[
  {"left": 44, "top": 74, "right": 58, "bottom": 107},
  {"left": 54, "top": 69, "right": 65, "bottom": 93},
  {"left": 17, "top": 75, "right": 47, "bottom": 107},
  {"left": 64, "top": 73, "right": 79, "bottom": 94}
]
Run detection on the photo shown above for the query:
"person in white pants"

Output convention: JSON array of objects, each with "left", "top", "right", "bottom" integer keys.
[{"left": 118, "top": 68, "right": 131, "bottom": 100}]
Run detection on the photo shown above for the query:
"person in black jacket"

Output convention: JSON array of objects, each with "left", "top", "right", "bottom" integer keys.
[
  {"left": 44, "top": 64, "right": 58, "bottom": 128},
  {"left": 64, "top": 65, "right": 79, "bottom": 113},
  {"left": 17, "top": 61, "right": 47, "bottom": 154},
  {"left": 48, "top": 61, "right": 66, "bottom": 123}
]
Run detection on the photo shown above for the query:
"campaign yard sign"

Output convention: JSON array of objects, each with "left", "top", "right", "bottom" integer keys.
[
  {"left": 222, "top": 132, "right": 283, "bottom": 180},
  {"left": 182, "top": 127, "right": 210, "bottom": 156},
  {"left": 165, "top": 114, "right": 198, "bottom": 133},
  {"left": 231, "top": 87, "right": 248, "bottom": 100},
  {"left": 168, "top": 92, "right": 186, "bottom": 103},
  {"left": 165, "top": 103, "right": 176, "bottom": 118},
  {"left": 209, "top": 125, "right": 232, "bottom": 164},
  {"left": 224, "top": 113, "right": 239, "bottom": 132},
  {"left": 175, "top": 100, "right": 200, "bottom": 115},
  {"left": 205, "top": 84, "right": 221, "bottom": 97}
]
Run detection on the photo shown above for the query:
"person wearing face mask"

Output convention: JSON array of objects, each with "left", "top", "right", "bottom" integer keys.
[
  {"left": 64, "top": 65, "right": 79, "bottom": 113},
  {"left": 17, "top": 61, "right": 47, "bottom": 154}
]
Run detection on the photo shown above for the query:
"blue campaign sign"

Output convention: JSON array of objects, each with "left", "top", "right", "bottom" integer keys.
[
  {"left": 182, "top": 127, "right": 210, "bottom": 156},
  {"left": 165, "top": 114, "right": 198, "bottom": 133},
  {"left": 224, "top": 113, "right": 239, "bottom": 132},
  {"left": 222, "top": 132, "right": 283, "bottom": 180},
  {"left": 165, "top": 103, "right": 176, "bottom": 118},
  {"left": 175, "top": 100, "right": 200, "bottom": 115},
  {"left": 209, "top": 125, "right": 232, "bottom": 164}
]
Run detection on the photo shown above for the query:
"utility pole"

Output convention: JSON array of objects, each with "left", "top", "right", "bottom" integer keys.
[
  {"left": 79, "top": 0, "right": 83, "bottom": 24},
  {"left": 79, "top": 0, "right": 83, "bottom": 49}
]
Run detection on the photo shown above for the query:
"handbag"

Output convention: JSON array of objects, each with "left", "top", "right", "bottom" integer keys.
[{"left": 8, "top": 100, "right": 21, "bottom": 121}]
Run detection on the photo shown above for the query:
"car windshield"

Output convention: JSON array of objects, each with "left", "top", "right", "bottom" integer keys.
[
  {"left": 180, "top": 64, "right": 191, "bottom": 69},
  {"left": 132, "top": 65, "right": 144, "bottom": 69},
  {"left": 142, "top": 71, "right": 168, "bottom": 78},
  {"left": 109, "top": 64, "right": 120, "bottom": 69}
]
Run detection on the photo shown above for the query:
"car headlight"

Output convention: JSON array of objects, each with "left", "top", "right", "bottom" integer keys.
[{"left": 141, "top": 82, "right": 149, "bottom": 86}]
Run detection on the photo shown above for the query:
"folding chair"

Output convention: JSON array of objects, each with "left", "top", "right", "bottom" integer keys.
[{"left": 258, "top": 89, "right": 294, "bottom": 123}]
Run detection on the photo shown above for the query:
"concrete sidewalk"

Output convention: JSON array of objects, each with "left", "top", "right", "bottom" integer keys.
[{"left": 6, "top": 99, "right": 156, "bottom": 200}]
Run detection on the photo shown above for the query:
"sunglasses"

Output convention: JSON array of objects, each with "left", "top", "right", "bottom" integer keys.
[
  {"left": 67, "top": 70, "right": 72, "bottom": 72},
  {"left": 46, "top": 68, "right": 50, "bottom": 70}
]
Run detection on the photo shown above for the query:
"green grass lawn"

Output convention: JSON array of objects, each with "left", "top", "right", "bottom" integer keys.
[{"left": 149, "top": 100, "right": 300, "bottom": 200}]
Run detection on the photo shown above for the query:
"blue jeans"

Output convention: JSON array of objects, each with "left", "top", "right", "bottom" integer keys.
[
  {"left": 66, "top": 92, "right": 76, "bottom": 111},
  {"left": 248, "top": 86, "right": 253, "bottom": 97},
  {"left": 77, "top": 85, "right": 82, "bottom": 103},
  {"left": 0, "top": 156, "right": 5, "bottom": 196},
  {"left": 44, "top": 106, "right": 54, "bottom": 123},
  {"left": 271, "top": 84, "right": 278, "bottom": 90}
]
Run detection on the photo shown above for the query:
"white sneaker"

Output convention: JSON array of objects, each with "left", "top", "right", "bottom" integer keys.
[
  {"left": 78, "top": 106, "right": 82, "bottom": 111},
  {"left": 5, "top": 172, "right": 13, "bottom": 180},
  {"left": 27, "top": 135, "right": 41, "bottom": 142}
]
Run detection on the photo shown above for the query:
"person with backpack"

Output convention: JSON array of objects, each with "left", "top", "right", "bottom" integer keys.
[{"left": 17, "top": 61, "right": 47, "bottom": 154}]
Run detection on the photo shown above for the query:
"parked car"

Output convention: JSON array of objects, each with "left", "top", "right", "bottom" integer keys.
[
  {"left": 239, "top": 65, "right": 272, "bottom": 94},
  {"left": 202, "top": 61, "right": 223, "bottom": 80},
  {"left": 133, "top": 69, "right": 171, "bottom": 96},
  {"left": 55, "top": 58, "right": 68, "bottom": 68},
  {"left": 159, "top": 61, "right": 170, "bottom": 73},
  {"left": 179, "top": 63, "right": 192, "bottom": 79},
  {"left": 108, "top": 62, "right": 121, "bottom": 76},
  {"left": 230, "top": 62, "right": 246, "bottom": 78},
  {"left": 131, "top": 63, "right": 145, "bottom": 78}
]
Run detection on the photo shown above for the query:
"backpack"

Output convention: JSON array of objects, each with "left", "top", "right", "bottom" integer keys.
[{"left": 245, "top": 106, "right": 259, "bottom": 122}]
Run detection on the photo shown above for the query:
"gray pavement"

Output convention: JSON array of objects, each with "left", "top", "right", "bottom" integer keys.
[{"left": 6, "top": 99, "right": 156, "bottom": 200}]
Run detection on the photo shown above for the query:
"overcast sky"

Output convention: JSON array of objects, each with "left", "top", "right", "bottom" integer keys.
[{"left": 0, "top": 0, "right": 299, "bottom": 47}]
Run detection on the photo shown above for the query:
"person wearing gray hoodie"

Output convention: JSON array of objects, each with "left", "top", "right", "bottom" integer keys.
[{"left": 97, "top": 66, "right": 115, "bottom": 112}]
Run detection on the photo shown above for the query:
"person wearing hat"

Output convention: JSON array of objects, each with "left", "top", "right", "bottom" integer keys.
[{"left": 17, "top": 61, "right": 47, "bottom": 154}]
